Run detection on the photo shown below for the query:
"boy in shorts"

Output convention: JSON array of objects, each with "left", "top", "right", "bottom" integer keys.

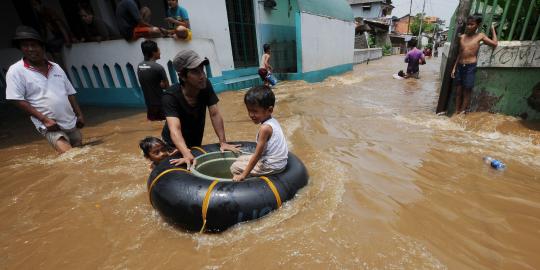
[{"left": 452, "top": 15, "right": 498, "bottom": 113}]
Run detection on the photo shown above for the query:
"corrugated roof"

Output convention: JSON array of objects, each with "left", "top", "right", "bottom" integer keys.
[{"left": 298, "top": 0, "right": 354, "bottom": 21}]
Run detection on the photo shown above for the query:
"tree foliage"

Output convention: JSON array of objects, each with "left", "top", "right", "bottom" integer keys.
[{"left": 410, "top": 13, "right": 435, "bottom": 36}]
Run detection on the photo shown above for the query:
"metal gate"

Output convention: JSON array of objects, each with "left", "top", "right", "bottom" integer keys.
[{"left": 226, "top": 0, "right": 259, "bottom": 68}]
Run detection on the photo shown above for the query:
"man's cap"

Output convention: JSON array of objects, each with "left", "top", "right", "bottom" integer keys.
[
  {"left": 12, "top": 25, "right": 44, "bottom": 47},
  {"left": 172, "top": 50, "right": 209, "bottom": 72}
]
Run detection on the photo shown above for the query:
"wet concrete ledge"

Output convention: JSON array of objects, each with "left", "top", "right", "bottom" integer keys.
[{"left": 354, "top": 48, "right": 383, "bottom": 64}]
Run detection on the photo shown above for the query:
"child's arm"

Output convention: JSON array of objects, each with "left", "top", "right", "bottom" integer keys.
[
  {"left": 482, "top": 25, "right": 498, "bottom": 48},
  {"left": 264, "top": 54, "right": 272, "bottom": 71},
  {"left": 232, "top": 125, "right": 273, "bottom": 181},
  {"left": 451, "top": 53, "right": 460, "bottom": 78}
]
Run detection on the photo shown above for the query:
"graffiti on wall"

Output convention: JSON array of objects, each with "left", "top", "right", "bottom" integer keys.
[{"left": 478, "top": 41, "right": 540, "bottom": 68}]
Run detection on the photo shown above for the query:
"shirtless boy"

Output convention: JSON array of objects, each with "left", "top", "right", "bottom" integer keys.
[{"left": 452, "top": 15, "right": 498, "bottom": 113}]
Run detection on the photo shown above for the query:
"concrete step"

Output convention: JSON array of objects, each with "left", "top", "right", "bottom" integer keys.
[{"left": 223, "top": 74, "right": 261, "bottom": 91}]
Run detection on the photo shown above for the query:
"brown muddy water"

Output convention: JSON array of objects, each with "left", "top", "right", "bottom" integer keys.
[{"left": 1, "top": 56, "right": 539, "bottom": 270}]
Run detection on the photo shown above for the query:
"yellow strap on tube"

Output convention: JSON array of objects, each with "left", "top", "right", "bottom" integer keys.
[
  {"left": 191, "top": 146, "right": 207, "bottom": 154},
  {"left": 148, "top": 168, "right": 189, "bottom": 205},
  {"left": 200, "top": 179, "right": 219, "bottom": 233},
  {"left": 260, "top": 176, "right": 282, "bottom": 208}
]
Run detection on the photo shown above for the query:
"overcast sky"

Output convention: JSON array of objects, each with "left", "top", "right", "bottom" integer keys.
[{"left": 392, "top": 0, "right": 459, "bottom": 27}]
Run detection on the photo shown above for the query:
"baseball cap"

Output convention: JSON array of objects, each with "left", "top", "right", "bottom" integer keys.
[
  {"left": 12, "top": 25, "right": 44, "bottom": 48},
  {"left": 172, "top": 50, "right": 209, "bottom": 72}
]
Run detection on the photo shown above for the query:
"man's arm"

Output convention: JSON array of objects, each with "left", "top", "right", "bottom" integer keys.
[
  {"left": 208, "top": 104, "right": 240, "bottom": 152},
  {"left": 451, "top": 53, "right": 461, "bottom": 78},
  {"left": 166, "top": 116, "right": 194, "bottom": 163},
  {"left": 159, "top": 66, "right": 170, "bottom": 89},
  {"left": 68, "top": 95, "right": 85, "bottom": 128},
  {"left": 208, "top": 104, "right": 227, "bottom": 144},
  {"left": 482, "top": 26, "right": 498, "bottom": 48},
  {"left": 165, "top": 17, "right": 189, "bottom": 28},
  {"left": 10, "top": 100, "right": 59, "bottom": 131}
]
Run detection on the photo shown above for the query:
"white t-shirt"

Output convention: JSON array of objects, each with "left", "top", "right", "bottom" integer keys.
[
  {"left": 5, "top": 59, "right": 77, "bottom": 131},
  {"left": 256, "top": 117, "right": 288, "bottom": 170}
]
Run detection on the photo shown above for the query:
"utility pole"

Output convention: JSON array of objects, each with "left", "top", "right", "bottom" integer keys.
[
  {"left": 407, "top": 0, "right": 413, "bottom": 34},
  {"left": 436, "top": 0, "right": 473, "bottom": 114},
  {"left": 417, "top": 0, "right": 426, "bottom": 48}
]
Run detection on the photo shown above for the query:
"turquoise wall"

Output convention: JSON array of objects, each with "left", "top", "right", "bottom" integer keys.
[{"left": 297, "top": 0, "right": 354, "bottom": 22}]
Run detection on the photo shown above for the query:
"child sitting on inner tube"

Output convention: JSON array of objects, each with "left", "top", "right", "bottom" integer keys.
[
  {"left": 139, "top": 136, "right": 185, "bottom": 169},
  {"left": 230, "top": 85, "right": 288, "bottom": 181}
]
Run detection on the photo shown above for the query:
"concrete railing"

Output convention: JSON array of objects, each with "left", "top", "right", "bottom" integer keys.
[
  {"left": 353, "top": 48, "right": 383, "bottom": 64},
  {"left": 62, "top": 38, "right": 223, "bottom": 90}
]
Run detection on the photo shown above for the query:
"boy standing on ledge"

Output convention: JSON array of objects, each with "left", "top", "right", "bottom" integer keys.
[{"left": 452, "top": 15, "right": 498, "bottom": 114}]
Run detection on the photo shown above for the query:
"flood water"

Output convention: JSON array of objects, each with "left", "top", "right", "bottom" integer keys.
[{"left": 1, "top": 55, "right": 539, "bottom": 269}]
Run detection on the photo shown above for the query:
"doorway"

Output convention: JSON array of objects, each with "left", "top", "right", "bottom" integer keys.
[{"left": 225, "top": 0, "right": 258, "bottom": 68}]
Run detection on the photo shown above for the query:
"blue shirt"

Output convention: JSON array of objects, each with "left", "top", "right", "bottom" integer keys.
[{"left": 167, "top": 6, "right": 189, "bottom": 29}]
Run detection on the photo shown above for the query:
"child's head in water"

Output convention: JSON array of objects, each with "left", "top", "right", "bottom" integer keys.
[
  {"left": 139, "top": 136, "right": 168, "bottom": 164},
  {"left": 398, "top": 70, "right": 405, "bottom": 77}
]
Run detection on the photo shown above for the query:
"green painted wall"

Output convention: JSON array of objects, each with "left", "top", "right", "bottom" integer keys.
[{"left": 472, "top": 68, "right": 540, "bottom": 119}]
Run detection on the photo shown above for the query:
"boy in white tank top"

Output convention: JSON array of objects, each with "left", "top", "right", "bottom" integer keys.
[{"left": 231, "top": 85, "right": 288, "bottom": 181}]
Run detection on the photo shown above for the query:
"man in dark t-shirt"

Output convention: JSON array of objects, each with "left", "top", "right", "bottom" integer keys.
[
  {"left": 161, "top": 50, "right": 240, "bottom": 168},
  {"left": 137, "top": 40, "right": 169, "bottom": 121},
  {"left": 115, "top": 0, "right": 162, "bottom": 40}
]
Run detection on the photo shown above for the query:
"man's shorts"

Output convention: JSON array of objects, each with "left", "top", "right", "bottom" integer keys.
[
  {"left": 39, "top": 128, "right": 82, "bottom": 148},
  {"left": 455, "top": 63, "right": 477, "bottom": 89},
  {"left": 258, "top": 68, "right": 268, "bottom": 81},
  {"left": 133, "top": 25, "right": 151, "bottom": 39}
]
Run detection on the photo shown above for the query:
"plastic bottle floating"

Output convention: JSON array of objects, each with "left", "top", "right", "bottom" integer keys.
[{"left": 483, "top": 156, "right": 506, "bottom": 170}]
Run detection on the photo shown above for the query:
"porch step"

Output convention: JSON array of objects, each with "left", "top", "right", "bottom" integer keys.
[{"left": 222, "top": 74, "right": 261, "bottom": 91}]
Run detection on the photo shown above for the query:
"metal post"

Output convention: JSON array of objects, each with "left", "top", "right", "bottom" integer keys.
[
  {"left": 532, "top": 13, "right": 540, "bottom": 41},
  {"left": 474, "top": 0, "right": 481, "bottom": 14},
  {"left": 418, "top": 0, "right": 426, "bottom": 48},
  {"left": 520, "top": 0, "right": 535, "bottom": 40},
  {"left": 407, "top": 0, "right": 413, "bottom": 34},
  {"left": 485, "top": 0, "right": 499, "bottom": 38},
  {"left": 436, "top": 0, "right": 473, "bottom": 114},
  {"left": 497, "top": 0, "right": 511, "bottom": 37},
  {"left": 480, "top": 0, "right": 489, "bottom": 33},
  {"left": 508, "top": 0, "right": 524, "bottom": 40}
]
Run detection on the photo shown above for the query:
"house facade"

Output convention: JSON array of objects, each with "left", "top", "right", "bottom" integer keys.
[
  {"left": 393, "top": 14, "right": 412, "bottom": 34},
  {"left": 348, "top": 0, "right": 393, "bottom": 19},
  {"left": 0, "top": 0, "right": 355, "bottom": 107}
]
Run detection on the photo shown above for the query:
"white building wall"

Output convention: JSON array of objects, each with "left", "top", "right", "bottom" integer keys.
[
  {"left": 300, "top": 13, "right": 355, "bottom": 73},
  {"left": 62, "top": 38, "right": 223, "bottom": 89},
  {"left": 182, "top": 1, "right": 234, "bottom": 71}
]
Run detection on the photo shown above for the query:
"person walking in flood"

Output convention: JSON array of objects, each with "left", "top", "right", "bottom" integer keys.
[
  {"left": 5, "top": 26, "right": 85, "bottom": 154},
  {"left": 404, "top": 39, "right": 426, "bottom": 79},
  {"left": 452, "top": 15, "right": 498, "bottom": 114},
  {"left": 258, "top": 44, "right": 274, "bottom": 86},
  {"left": 137, "top": 40, "right": 169, "bottom": 121},
  {"left": 161, "top": 50, "right": 240, "bottom": 169}
]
